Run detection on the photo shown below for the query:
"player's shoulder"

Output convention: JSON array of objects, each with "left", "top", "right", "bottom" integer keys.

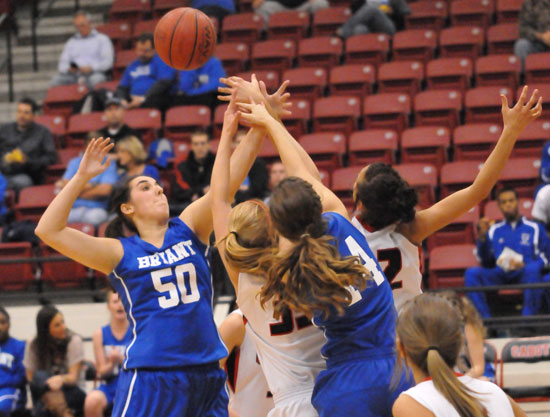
[{"left": 392, "top": 392, "right": 433, "bottom": 417}]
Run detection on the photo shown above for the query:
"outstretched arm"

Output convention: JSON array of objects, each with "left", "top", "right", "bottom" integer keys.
[
  {"left": 400, "top": 87, "right": 543, "bottom": 245},
  {"left": 35, "top": 138, "right": 123, "bottom": 275}
]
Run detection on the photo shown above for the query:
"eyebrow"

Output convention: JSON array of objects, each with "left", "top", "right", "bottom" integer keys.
[{"left": 136, "top": 179, "right": 162, "bottom": 187}]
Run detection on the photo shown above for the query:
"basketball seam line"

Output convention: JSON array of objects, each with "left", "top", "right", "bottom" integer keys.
[
  {"left": 185, "top": 11, "right": 200, "bottom": 70},
  {"left": 169, "top": 9, "right": 189, "bottom": 67}
]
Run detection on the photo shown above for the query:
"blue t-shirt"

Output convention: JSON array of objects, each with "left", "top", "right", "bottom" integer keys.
[
  {"left": 119, "top": 55, "right": 177, "bottom": 97},
  {"left": 100, "top": 324, "right": 133, "bottom": 388},
  {"left": 191, "top": 0, "right": 235, "bottom": 13},
  {"left": 117, "top": 165, "right": 160, "bottom": 183},
  {"left": 0, "top": 337, "right": 26, "bottom": 390},
  {"left": 178, "top": 57, "right": 226, "bottom": 96},
  {"left": 109, "top": 217, "right": 228, "bottom": 369},
  {"left": 313, "top": 212, "right": 397, "bottom": 364},
  {"left": 0, "top": 173, "right": 7, "bottom": 216},
  {"left": 62, "top": 155, "right": 118, "bottom": 209}
]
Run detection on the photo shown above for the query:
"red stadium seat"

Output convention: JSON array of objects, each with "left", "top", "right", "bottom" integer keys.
[
  {"left": 15, "top": 184, "right": 56, "bottom": 222},
  {"left": 525, "top": 53, "right": 550, "bottom": 85},
  {"left": 125, "top": 108, "right": 162, "bottom": 147},
  {"left": 450, "top": 0, "right": 494, "bottom": 30},
  {"left": 94, "top": 81, "right": 119, "bottom": 92},
  {"left": 378, "top": 61, "right": 424, "bottom": 96},
  {"left": 214, "top": 42, "right": 250, "bottom": 76},
  {"left": 213, "top": 104, "right": 228, "bottom": 138},
  {"left": 258, "top": 140, "right": 280, "bottom": 165},
  {"left": 96, "top": 22, "right": 132, "bottom": 51},
  {"left": 401, "top": 126, "right": 450, "bottom": 169},
  {"left": 236, "top": 70, "right": 280, "bottom": 93},
  {"left": 475, "top": 54, "right": 521, "bottom": 90},
  {"left": 484, "top": 198, "right": 534, "bottom": 220},
  {"left": 426, "top": 57, "right": 473, "bottom": 93},
  {"left": 465, "top": 86, "right": 513, "bottom": 124},
  {"left": 487, "top": 23, "right": 518, "bottom": 55},
  {"left": 441, "top": 160, "right": 483, "bottom": 198},
  {"left": 329, "top": 64, "right": 375, "bottom": 99},
  {"left": 348, "top": 129, "right": 398, "bottom": 165},
  {"left": 428, "top": 206, "right": 480, "bottom": 249},
  {"left": 392, "top": 29, "right": 437, "bottom": 64},
  {"left": 40, "top": 223, "right": 95, "bottom": 288},
  {"left": 516, "top": 120, "right": 550, "bottom": 158},
  {"left": 42, "top": 85, "right": 88, "bottom": 118},
  {"left": 498, "top": 157, "right": 540, "bottom": 197},
  {"left": 66, "top": 112, "right": 106, "bottom": 147},
  {"left": 283, "top": 67, "right": 328, "bottom": 102},
  {"left": 496, "top": 0, "right": 522, "bottom": 23},
  {"left": 517, "top": 84, "right": 550, "bottom": 119},
  {"left": 313, "top": 96, "right": 360, "bottom": 135},
  {"left": 238, "top": 0, "right": 253, "bottom": 12},
  {"left": 281, "top": 99, "right": 311, "bottom": 138},
  {"left": 298, "top": 36, "right": 343, "bottom": 69},
  {"left": 153, "top": 0, "right": 187, "bottom": 18},
  {"left": 312, "top": 7, "right": 351, "bottom": 36},
  {"left": 332, "top": 166, "right": 363, "bottom": 208},
  {"left": 414, "top": 89, "right": 462, "bottom": 130},
  {"left": 35, "top": 115, "right": 66, "bottom": 145},
  {"left": 251, "top": 39, "right": 296, "bottom": 76},
  {"left": 440, "top": 26, "right": 485, "bottom": 61},
  {"left": 165, "top": 106, "right": 211, "bottom": 143},
  {"left": 109, "top": 0, "right": 151, "bottom": 24},
  {"left": 113, "top": 50, "right": 136, "bottom": 80},
  {"left": 45, "top": 148, "right": 82, "bottom": 183},
  {"left": 394, "top": 163, "right": 438, "bottom": 208},
  {"left": 299, "top": 132, "right": 346, "bottom": 173},
  {"left": 267, "top": 10, "right": 310, "bottom": 41},
  {"left": 363, "top": 92, "right": 411, "bottom": 133},
  {"left": 222, "top": 13, "right": 263, "bottom": 44},
  {"left": 405, "top": 0, "right": 447, "bottom": 32},
  {"left": 133, "top": 19, "right": 160, "bottom": 40},
  {"left": 344, "top": 33, "right": 390, "bottom": 69},
  {"left": 429, "top": 244, "right": 478, "bottom": 288},
  {"left": 454, "top": 123, "right": 502, "bottom": 161},
  {"left": 0, "top": 242, "right": 35, "bottom": 291}
]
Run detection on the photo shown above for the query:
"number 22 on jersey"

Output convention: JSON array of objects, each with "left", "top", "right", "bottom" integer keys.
[{"left": 152, "top": 263, "right": 200, "bottom": 308}]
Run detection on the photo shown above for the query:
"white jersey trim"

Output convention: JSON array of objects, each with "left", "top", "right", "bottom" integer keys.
[
  {"left": 121, "top": 369, "right": 138, "bottom": 417},
  {"left": 112, "top": 270, "right": 138, "bottom": 369}
]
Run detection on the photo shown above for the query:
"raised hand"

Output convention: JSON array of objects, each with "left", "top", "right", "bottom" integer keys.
[
  {"left": 238, "top": 98, "right": 275, "bottom": 127},
  {"left": 76, "top": 137, "right": 114, "bottom": 180},
  {"left": 259, "top": 79, "right": 292, "bottom": 119},
  {"left": 222, "top": 91, "right": 241, "bottom": 138},
  {"left": 501, "top": 86, "right": 543, "bottom": 134}
]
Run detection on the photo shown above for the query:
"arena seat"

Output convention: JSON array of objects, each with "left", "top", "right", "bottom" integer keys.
[
  {"left": 213, "top": 104, "right": 228, "bottom": 138},
  {"left": 450, "top": 0, "right": 494, "bottom": 30},
  {"left": 312, "top": 7, "right": 351, "bottom": 36},
  {"left": 0, "top": 242, "right": 35, "bottom": 291},
  {"left": 394, "top": 163, "right": 438, "bottom": 208},
  {"left": 465, "top": 86, "right": 514, "bottom": 124},
  {"left": 428, "top": 244, "right": 478, "bottom": 288},
  {"left": 298, "top": 36, "right": 343, "bottom": 69},
  {"left": 454, "top": 123, "right": 501, "bottom": 161},
  {"left": 426, "top": 57, "right": 473, "bottom": 94},
  {"left": 348, "top": 129, "right": 398, "bottom": 165},
  {"left": 332, "top": 166, "right": 363, "bottom": 208},
  {"left": 67, "top": 112, "right": 106, "bottom": 147},
  {"left": 282, "top": 67, "right": 328, "bottom": 102},
  {"left": 133, "top": 19, "right": 160, "bottom": 41},
  {"left": 165, "top": 105, "right": 211, "bottom": 143},
  {"left": 498, "top": 157, "right": 540, "bottom": 198},
  {"left": 153, "top": 0, "right": 185, "bottom": 18},
  {"left": 251, "top": 39, "right": 296, "bottom": 76},
  {"left": 344, "top": 33, "right": 390, "bottom": 69},
  {"left": 414, "top": 89, "right": 462, "bottom": 130},
  {"left": 93, "top": 80, "right": 119, "bottom": 92},
  {"left": 267, "top": 10, "right": 310, "bottom": 41},
  {"left": 96, "top": 22, "right": 132, "bottom": 51},
  {"left": 280, "top": 99, "right": 311, "bottom": 138},
  {"left": 312, "top": 96, "right": 360, "bottom": 135},
  {"left": 214, "top": 42, "right": 249, "bottom": 76},
  {"left": 42, "top": 84, "right": 89, "bottom": 118},
  {"left": 329, "top": 64, "right": 375, "bottom": 99},
  {"left": 484, "top": 198, "right": 534, "bottom": 220},
  {"left": 15, "top": 184, "right": 56, "bottom": 222},
  {"left": 475, "top": 54, "right": 521, "bottom": 90},
  {"left": 257, "top": 140, "right": 280, "bottom": 165},
  {"left": 392, "top": 29, "right": 437, "bottom": 64},
  {"left": 487, "top": 23, "right": 518, "bottom": 54},
  {"left": 401, "top": 126, "right": 450, "bottom": 170},
  {"left": 221, "top": 13, "right": 263, "bottom": 44},
  {"left": 45, "top": 147, "right": 82, "bottom": 184},
  {"left": 525, "top": 53, "right": 550, "bottom": 85},
  {"left": 124, "top": 108, "right": 162, "bottom": 147},
  {"left": 405, "top": 0, "right": 447, "bottom": 32},
  {"left": 109, "top": 0, "right": 150, "bottom": 24},
  {"left": 363, "top": 92, "right": 411, "bottom": 133},
  {"left": 113, "top": 50, "right": 136, "bottom": 79},
  {"left": 378, "top": 60, "right": 424, "bottom": 97},
  {"left": 299, "top": 132, "right": 346, "bottom": 173},
  {"left": 441, "top": 160, "right": 483, "bottom": 198},
  {"left": 440, "top": 26, "right": 485, "bottom": 61},
  {"left": 496, "top": 0, "right": 522, "bottom": 23},
  {"left": 35, "top": 115, "right": 66, "bottom": 145},
  {"left": 428, "top": 206, "right": 479, "bottom": 249},
  {"left": 515, "top": 120, "right": 550, "bottom": 158}
]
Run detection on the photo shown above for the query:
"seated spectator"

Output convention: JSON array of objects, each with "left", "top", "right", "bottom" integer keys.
[
  {"left": 171, "top": 131, "right": 215, "bottom": 214},
  {"left": 0, "top": 98, "right": 57, "bottom": 192},
  {"left": 0, "top": 306, "right": 26, "bottom": 416},
  {"left": 532, "top": 183, "right": 550, "bottom": 227},
  {"left": 336, "top": 0, "right": 410, "bottom": 38},
  {"left": 55, "top": 138, "right": 118, "bottom": 226},
  {"left": 233, "top": 130, "right": 269, "bottom": 204},
  {"left": 97, "top": 97, "right": 141, "bottom": 145},
  {"left": 465, "top": 187, "right": 549, "bottom": 318},
  {"left": 24, "top": 305, "right": 85, "bottom": 417},
  {"left": 115, "top": 33, "right": 177, "bottom": 112},
  {"left": 514, "top": 0, "right": 550, "bottom": 71},
  {"left": 114, "top": 136, "right": 159, "bottom": 182},
  {"left": 50, "top": 10, "right": 114, "bottom": 90},
  {"left": 192, "top": 0, "right": 235, "bottom": 20},
  {"left": 84, "top": 290, "right": 131, "bottom": 417},
  {"left": 254, "top": 0, "right": 329, "bottom": 26},
  {"left": 264, "top": 160, "right": 286, "bottom": 205},
  {"left": 0, "top": 172, "right": 7, "bottom": 225},
  {"left": 173, "top": 56, "right": 226, "bottom": 109}
]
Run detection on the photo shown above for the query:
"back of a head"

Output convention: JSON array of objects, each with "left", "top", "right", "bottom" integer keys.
[
  {"left": 356, "top": 163, "right": 417, "bottom": 230},
  {"left": 437, "top": 291, "right": 486, "bottom": 338},
  {"left": 117, "top": 135, "right": 147, "bottom": 164},
  {"left": 397, "top": 294, "right": 488, "bottom": 417}
]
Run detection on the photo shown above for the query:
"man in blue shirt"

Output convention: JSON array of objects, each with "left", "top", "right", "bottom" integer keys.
[
  {"left": 465, "top": 187, "right": 550, "bottom": 318},
  {"left": 115, "top": 33, "right": 177, "bottom": 111}
]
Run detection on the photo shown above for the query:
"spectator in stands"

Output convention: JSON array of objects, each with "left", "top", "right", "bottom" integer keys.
[
  {"left": 50, "top": 10, "right": 114, "bottom": 90},
  {"left": 172, "top": 57, "right": 226, "bottom": 109},
  {"left": 233, "top": 130, "right": 269, "bottom": 204},
  {"left": 336, "top": 0, "right": 410, "bottom": 38},
  {"left": 24, "top": 305, "right": 85, "bottom": 417},
  {"left": 532, "top": 182, "right": 550, "bottom": 228},
  {"left": 55, "top": 138, "right": 118, "bottom": 226},
  {"left": 0, "top": 98, "right": 57, "bottom": 192},
  {"left": 192, "top": 0, "right": 236, "bottom": 20},
  {"left": 0, "top": 306, "right": 27, "bottom": 416},
  {"left": 97, "top": 97, "right": 141, "bottom": 145},
  {"left": 254, "top": 0, "right": 329, "bottom": 26},
  {"left": 171, "top": 131, "right": 215, "bottom": 214},
  {"left": 465, "top": 187, "right": 549, "bottom": 318},
  {"left": 0, "top": 173, "right": 7, "bottom": 225},
  {"left": 514, "top": 0, "right": 550, "bottom": 71},
  {"left": 114, "top": 136, "right": 159, "bottom": 182},
  {"left": 115, "top": 33, "right": 177, "bottom": 112},
  {"left": 84, "top": 290, "right": 131, "bottom": 417},
  {"left": 264, "top": 160, "right": 286, "bottom": 205}
]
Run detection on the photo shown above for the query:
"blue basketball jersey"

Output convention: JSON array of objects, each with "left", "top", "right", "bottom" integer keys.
[
  {"left": 101, "top": 324, "right": 133, "bottom": 380},
  {"left": 109, "top": 217, "right": 228, "bottom": 369},
  {"left": 313, "top": 212, "right": 397, "bottom": 362}
]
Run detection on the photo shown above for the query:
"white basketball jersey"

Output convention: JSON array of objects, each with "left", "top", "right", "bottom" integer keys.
[
  {"left": 402, "top": 376, "right": 514, "bottom": 416},
  {"left": 237, "top": 272, "right": 326, "bottom": 405},
  {"left": 352, "top": 216, "right": 422, "bottom": 311},
  {"left": 226, "top": 310, "right": 274, "bottom": 417}
]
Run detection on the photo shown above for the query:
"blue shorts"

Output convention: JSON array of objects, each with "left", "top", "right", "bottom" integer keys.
[
  {"left": 0, "top": 387, "right": 22, "bottom": 414},
  {"left": 112, "top": 363, "right": 229, "bottom": 417},
  {"left": 312, "top": 355, "right": 413, "bottom": 417},
  {"left": 99, "top": 381, "right": 118, "bottom": 406}
]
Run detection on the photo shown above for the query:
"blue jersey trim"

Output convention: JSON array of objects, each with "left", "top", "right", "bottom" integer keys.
[{"left": 112, "top": 270, "right": 138, "bottom": 370}]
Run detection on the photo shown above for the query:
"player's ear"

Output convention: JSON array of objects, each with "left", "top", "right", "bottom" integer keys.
[{"left": 121, "top": 203, "right": 134, "bottom": 216}]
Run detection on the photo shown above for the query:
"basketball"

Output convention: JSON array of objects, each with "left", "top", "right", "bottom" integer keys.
[{"left": 154, "top": 7, "right": 217, "bottom": 71}]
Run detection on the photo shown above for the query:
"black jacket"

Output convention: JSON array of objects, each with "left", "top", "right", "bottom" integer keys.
[
  {"left": 234, "top": 158, "right": 269, "bottom": 204},
  {"left": 98, "top": 124, "right": 142, "bottom": 144},
  {"left": 172, "top": 151, "right": 216, "bottom": 204}
]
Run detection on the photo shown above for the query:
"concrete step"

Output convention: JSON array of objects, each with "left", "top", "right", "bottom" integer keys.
[{"left": 37, "top": 0, "right": 113, "bottom": 17}]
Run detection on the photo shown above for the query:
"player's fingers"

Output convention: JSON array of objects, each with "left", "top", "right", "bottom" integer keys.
[
  {"left": 217, "top": 95, "right": 231, "bottom": 101},
  {"left": 517, "top": 85, "right": 528, "bottom": 107},
  {"left": 525, "top": 89, "right": 539, "bottom": 109},
  {"left": 500, "top": 94, "right": 508, "bottom": 110},
  {"left": 275, "top": 80, "right": 290, "bottom": 96},
  {"left": 259, "top": 80, "right": 268, "bottom": 96}
]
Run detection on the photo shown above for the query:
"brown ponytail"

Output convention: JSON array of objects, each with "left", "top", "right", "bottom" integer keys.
[{"left": 105, "top": 176, "right": 139, "bottom": 239}]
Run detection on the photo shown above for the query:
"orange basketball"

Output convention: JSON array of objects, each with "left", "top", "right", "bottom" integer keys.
[{"left": 154, "top": 7, "right": 217, "bottom": 71}]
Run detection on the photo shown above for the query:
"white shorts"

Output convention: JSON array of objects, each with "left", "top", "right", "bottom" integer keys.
[{"left": 268, "top": 389, "right": 318, "bottom": 417}]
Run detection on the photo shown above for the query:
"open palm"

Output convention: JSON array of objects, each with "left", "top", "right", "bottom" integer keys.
[{"left": 76, "top": 137, "right": 114, "bottom": 179}]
